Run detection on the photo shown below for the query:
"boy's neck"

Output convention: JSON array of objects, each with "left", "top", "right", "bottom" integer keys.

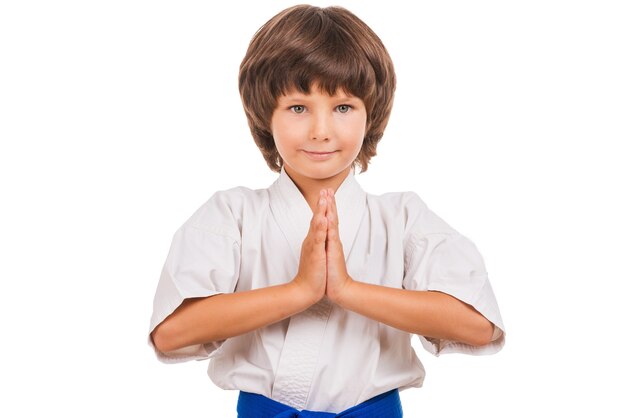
[{"left": 284, "top": 165, "right": 351, "bottom": 212}]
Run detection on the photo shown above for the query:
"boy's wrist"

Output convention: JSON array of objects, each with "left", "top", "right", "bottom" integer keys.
[
  {"left": 328, "top": 276, "right": 356, "bottom": 307},
  {"left": 287, "top": 278, "right": 323, "bottom": 309}
]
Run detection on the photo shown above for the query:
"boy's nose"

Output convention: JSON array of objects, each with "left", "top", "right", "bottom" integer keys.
[{"left": 310, "top": 113, "right": 330, "bottom": 141}]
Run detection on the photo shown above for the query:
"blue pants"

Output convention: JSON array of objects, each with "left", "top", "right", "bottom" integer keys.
[{"left": 237, "top": 389, "right": 403, "bottom": 417}]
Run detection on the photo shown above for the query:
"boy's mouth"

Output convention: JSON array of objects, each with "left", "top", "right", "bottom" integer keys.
[{"left": 303, "top": 150, "right": 337, "bottom": 160}]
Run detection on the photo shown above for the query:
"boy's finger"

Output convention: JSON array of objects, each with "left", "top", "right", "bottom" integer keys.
[
  {"left": 314, "top": 216, "right": 327, "bottom": 244},
  {"left": 311, "top": 189, "right": 326, "bottom": 225},
  {"left": 317, "top": 189, "right": 327, "bottom": 214},
  {"left": 322, "top": 190, "right": 335, "bottom": 242},
  {"left": 329, "top": 189, "right": 338, "bottom": 227},
  {"left": 310, "top": 189, "right": 332, "bottom": 239}
]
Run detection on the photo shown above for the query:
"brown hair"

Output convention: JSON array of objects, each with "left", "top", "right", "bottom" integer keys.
[{"left": 239, "top": 5, "right": 396, "bottom": 173}]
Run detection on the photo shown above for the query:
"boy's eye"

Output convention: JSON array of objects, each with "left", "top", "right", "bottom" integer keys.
[
  {"left": 290, "top": 105, "right": 305, "bottom": 114},
  {"left": 337, "top": 104, "right": 351, "bottom": 113}
]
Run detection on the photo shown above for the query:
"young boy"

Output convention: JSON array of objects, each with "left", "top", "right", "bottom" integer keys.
[{"left": 149, "top": 5, "right": 505, "bottom": 416}]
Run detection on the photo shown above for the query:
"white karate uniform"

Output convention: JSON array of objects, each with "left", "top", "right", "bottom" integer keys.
[{"left": 148, "top": 166, "right": 505, "bottom": 413}]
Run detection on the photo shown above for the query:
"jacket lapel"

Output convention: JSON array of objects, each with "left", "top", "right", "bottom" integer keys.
[
  {"left": 268, "top": 167, "right": 311, "bottom": 265},
  {"left": 335, "top": 169, "right": 367, "bottom": 261}
]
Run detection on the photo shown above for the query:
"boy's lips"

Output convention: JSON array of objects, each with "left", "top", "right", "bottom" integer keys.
[{"left": 303, "top": 150, "right": 337, "bottom": 160}]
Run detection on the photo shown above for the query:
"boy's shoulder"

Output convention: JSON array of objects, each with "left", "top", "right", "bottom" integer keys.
[
  {"left": 183, "top": 185, "right": 269, "bottom": 236},
  {"left": 207, "top": 184, "right": 268, "bottom": 208},
  {"left": 365, "top": 190, "right": 428, "bottom": 227},
  {"left": 365, "top": 189, "right": 425, "bottom": 211},
  {"left": 365, "top": 189, "right": 453, "bottom": 237}
]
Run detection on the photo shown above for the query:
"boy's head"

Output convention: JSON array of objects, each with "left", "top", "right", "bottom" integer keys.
[{"left": 239, "top": 5, "right": 396, "bottom": 173}]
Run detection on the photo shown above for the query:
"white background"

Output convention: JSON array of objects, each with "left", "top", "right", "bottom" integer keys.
[{"left": 1, "top": 0, "right": 625, "bottom": 416}]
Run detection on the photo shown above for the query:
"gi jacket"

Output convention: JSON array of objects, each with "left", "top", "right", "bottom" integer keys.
[{"left": 149, "top": 167, "right": 505, "bottom": 413}]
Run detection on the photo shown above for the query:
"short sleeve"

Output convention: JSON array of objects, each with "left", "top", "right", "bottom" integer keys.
[
  {"left": 148, "top": 192, "right": 242, "bottom": 363},
  {"left": 402, "top": 193, "right": 505, "bottom": 356}
]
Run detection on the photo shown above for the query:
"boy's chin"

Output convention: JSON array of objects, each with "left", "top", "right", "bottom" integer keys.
[{"left": 301, "top": 166, "right": 351, "bottom": 181}]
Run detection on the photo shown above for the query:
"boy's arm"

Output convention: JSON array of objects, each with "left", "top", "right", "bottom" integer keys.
[
  {"left": 152, "top": 189, "right": 330, "bottom": 354},
  {"left": 151, "top": 282, "right": 316, "bottom": 353},
  {"left": 332, "top": 282, "right": 495, "bottom": 347}
]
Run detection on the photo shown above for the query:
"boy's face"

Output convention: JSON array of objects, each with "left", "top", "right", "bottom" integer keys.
[{"left": 271, "top": 83, "right": 366, "bottom": 187}]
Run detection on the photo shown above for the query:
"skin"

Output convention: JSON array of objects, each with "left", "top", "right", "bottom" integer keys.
[{"left": 151, "top": 84, "right": 495, "bottom": 353}]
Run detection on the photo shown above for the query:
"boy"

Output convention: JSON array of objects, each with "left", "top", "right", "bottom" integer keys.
[{"left": 149, "top": 5, "right": 505, "bottom": 416}]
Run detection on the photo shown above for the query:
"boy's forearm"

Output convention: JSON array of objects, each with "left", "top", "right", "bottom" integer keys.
[
  {"left": 152, "top": 281, "right": 316, "bottom": 353},
  {"left": 335, "top": 280, "right": 494, "bottom": 347}
]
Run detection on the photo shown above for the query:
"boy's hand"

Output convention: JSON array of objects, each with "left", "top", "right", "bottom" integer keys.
[
  {"left": 291, "top": 189, "right": 328, "bottom": 305},
  {"left": 324, "top": 188, "right": 353, "bottom": 304}
]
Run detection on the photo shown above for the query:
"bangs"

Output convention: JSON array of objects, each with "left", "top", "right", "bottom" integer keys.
[
  {"left": 271, "top": 46, "right": 377, "bottom": 101},
  {"left": 266, "top": 11, "right": 377, "bottom": 101}
]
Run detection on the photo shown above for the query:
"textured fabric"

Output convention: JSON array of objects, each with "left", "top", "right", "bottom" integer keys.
[
  {"left": 237, "top": 389, "right": 402, "bottom": 417},
  {"left": 148, "top": 167, "right": 506, "bottom": 412}
]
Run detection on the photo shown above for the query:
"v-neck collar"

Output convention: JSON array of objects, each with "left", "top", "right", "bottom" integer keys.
[{"left": 268, "top": 166, "right": 367, "bottom": 265}]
